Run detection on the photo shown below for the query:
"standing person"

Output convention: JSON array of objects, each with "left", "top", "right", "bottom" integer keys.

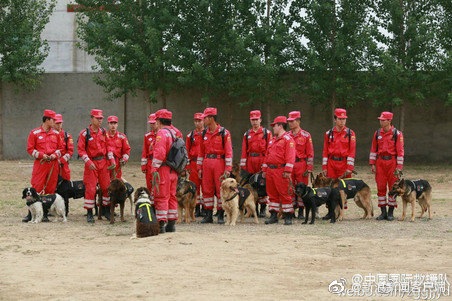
[
  {"left": 141, "top": 113, "right": 157, "bottom": 202},
  {"left": 186, "top": 112, "right": 204, "bottom": 217},
  {"left": 107, "top": 115, "right": 131, "bottom": 179},
  {"left": 240, "top": 110, "right": 272, "bottom": 217},
  {"left": 24, "top": 109, "right": 63, "bottom": 222},
  {"left": 150, "top": 109, "right": 179, "bottom": 233},
  {"left": 369, "top": 111, "right": 404, "bottom": 221},
  {"left": 262, "top": 116, "right": 296, "bottom": 225},
  {"left": 287, "top": 111, "right": 314, "bottom": 219},
  {"left": 54, "top": 114, "right": 73, "bottom": 181},
  {"left": 197, "top": 107, "right": 233, "bottom": 224},
  {"left": 77, "top": 109, "right": 116, "bottom": 223}
]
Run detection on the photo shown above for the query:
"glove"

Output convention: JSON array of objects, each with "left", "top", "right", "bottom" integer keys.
[{"left": 107, "top": 164, "right": 116, "bottom": 171}]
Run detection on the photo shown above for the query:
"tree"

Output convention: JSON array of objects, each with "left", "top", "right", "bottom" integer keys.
[
  {"left": 75, "top": 0, "right": 179, "bottom": 107},
  {"left": 290, "top": 0, "right": 376, "bottom": 121},
  {"left": 369, "top": 0, "right": 445, "bottom": 130},
  {"left": 0, "top": 0, "right": 55, "bottom": 159}
]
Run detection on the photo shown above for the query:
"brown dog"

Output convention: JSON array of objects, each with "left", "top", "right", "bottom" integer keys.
[
  {"left": 133, "top": 187, "right": 159, "bottom": 237},
  {"left": 221, "top": 178, "right": 258, "bottom": 225},
  {"left": 101, "top": 178, "right": 128, "bottom": 224},
  {"left": 390, "top": 179, "right": 432, "bottom": 222},
  {"left": 176, "top": 177, "right": 197, "bottom": 223}
]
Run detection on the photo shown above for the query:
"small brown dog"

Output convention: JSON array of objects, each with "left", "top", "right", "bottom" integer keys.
[
  {"left": 101, "top": 178, "right": 128, "bottom": 224},
  {"left": 176, "top": 176, "right": 197, "bottom": 223},
  {"left": 390, "top": 178, "right": 432, "bottom": 222},
  {"left": 221, "top": 178, "right": 258, "bottom": 226},
  {"left": 134, "top": 187, "right": 159, "bottom": 237}
]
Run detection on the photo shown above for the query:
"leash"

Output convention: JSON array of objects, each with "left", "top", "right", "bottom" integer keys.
[
  {"left": 152, "top": 172, "right": 160, "bottom": 195},
  {"left": 288, "top": 178, "right": 295, "bottom": 195},
  {"left": 39, "top": 159, "right": 55, "bottom": 195},
  {"left": 219, "top": 172, "right": 228, "bottom": 182}
]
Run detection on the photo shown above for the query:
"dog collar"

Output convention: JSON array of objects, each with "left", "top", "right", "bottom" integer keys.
[{"left": 224, "top": 192, "right": 238, "bottom": 202}]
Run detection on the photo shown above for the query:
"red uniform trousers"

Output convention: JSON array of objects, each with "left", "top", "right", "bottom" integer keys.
[
  {"left": 188, "top": 159, "right": 202, "bottom": 205},
  {"left": 375, "top": 158, "right": 398, "bottom": 207},
  {"left": 291, "top": 160, "right": 309, "bottom": 208},
  {"left": 246, "top": 155, "right": 267, "bottom": 204},
  {"left": 201, "top": 158, "right": 225, "bottom": 210},
  {"left": 266, "top": 167, "right": 294, "bottom": 214},
  {"left": 31, "top": 160, "right": 59, "bottom": 194},
  {"left": 83, "top": 158, "right": 110, "bottom": 209},
  {"left": 153, "top": 166, "right": 178, "bottom": 222},
  {"left": 59, "top": 161, "right": 71, "bottom": 181},
  {"left": 109, "top": 157, "right": 123, "bottom": 179}
]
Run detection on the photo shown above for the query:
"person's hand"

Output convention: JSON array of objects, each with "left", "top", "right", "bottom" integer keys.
[
  {"left": 371, "top": 164, "right": 376, "bottom": 174},
  {"left": 198, "top": 170, "right": 202, "bottom": 179},
  {"left": 282, "top": 171, "right": 290, "bottom": 179},
  {"left": 345, "top": 169, "right": 352, "bottom": 176},
  {"left": 180, "top": 170, "right": 187, "bottom": 177},
  {"left": 224, "top": 171, "right": 230, "bottom": 178},
  {"left": 43, "top": 154, "right": 50, "bottom": 161},
  {"left": 142, "top": 169, "right": 147, "bottom": 174},
  {"left": 262, "top": 172, "right": 266, "bottom": 178},
  {"left": 49, "top": 154, "right": 56, "bottom": 161},
  {"left": 119, "top": 159, "right": 126, "bottom": 166},
  {"left": 89, "top": 163, "right": 97, "bottom": 170},
  {"left": 322, "top": 169, "right": 327, "bottom": 176}
]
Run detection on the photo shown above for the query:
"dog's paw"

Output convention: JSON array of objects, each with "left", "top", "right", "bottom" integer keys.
[{"left": 398, "top": 217, "right": 405, "bottom": 221}]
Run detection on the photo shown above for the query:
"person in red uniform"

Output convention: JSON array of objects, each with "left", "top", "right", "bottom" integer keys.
[
  {"left": 107, "top": 115, "right": 131, "bottom": 179},
  {"left": 322, "top": 108, "right": 356, "bottom": 209},
  {"left": 24, "top": 109, "right": 63, "bottom": 222},
  {"left": 141, "top": 113, "right": 158, "bottom": 204},
  {"left": 369, "top": 111, "right": 404, "bottom": 221},
  {"left": 54, "top": 114, "right": 73, "bottom": 181},
  {"left": 197, "top": 107, "right": 233, "bottom": 224},
  {"left": 77, "top": 109, "right": 116, "bottom": 223},
  {"left": 262, "top": 116, "right": 296, "bottom": 225},
  {"left": 240, "top": 110, "right": 272, "bottom": 217},
  {"left": 186, "top": 112, "right": 204, "bottom": 217},
  {"left": 150, "top": 109, "right": 180, "bottom": 233},
  {"left": 288, "top": 111, "right": 314, "bottom": 219}
]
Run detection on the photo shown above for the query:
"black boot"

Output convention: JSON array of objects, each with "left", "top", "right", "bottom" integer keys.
[
  {"left": 387, "top": 206, "right": 395, "bottom": 221},
  {"left": 258, "top": 203, "right": 267, "bottom": 218},
  {"left": 87, "top": 209, "right": 94, "bottom": 223},
  {"left": 217, "top": 209, "right": 225, "bottom": 224},
  {"left": 376, "top": 206, "right": 387, "bottom": 220},
  {"left": 22, "top": 210, "right": 32, "bottom": 222},
  {"left": 284, "top": 213, "right": 293, "bottom": 225},
  {"left": 166, "top": 220, "right": 176, "bottom": 232},
  {"left": 195, "top": 205, "right": 202, "bottom": 217},
  {"left": 159, "top": 220, "right": 166, "bottom": 233},
  {"left": 265, "top": 211, "right": 278, "bottom": 224},
  {"left": 102, "top": 205, "right": 111, "bottom": 221},
  {"left": 200, "top": 209, "right": 213, "bottom": 223},
  {"left": 42, "top": 208, "right": 50, "bottom": 222},
  {"left": 297, "top": 207, "right": 304, "bottom": 220}
]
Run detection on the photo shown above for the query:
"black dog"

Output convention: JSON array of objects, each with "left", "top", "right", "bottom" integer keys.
[
  {"left": 295, "top": 183, "right": 342, "bottom": 224},
  {"left": 56, "top": 175, "right": 85, "bottom": 216}
]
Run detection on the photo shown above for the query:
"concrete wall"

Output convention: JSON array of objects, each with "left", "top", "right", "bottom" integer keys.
[{"left": 2, "top": 73, "right": 451, "bottom": 164}]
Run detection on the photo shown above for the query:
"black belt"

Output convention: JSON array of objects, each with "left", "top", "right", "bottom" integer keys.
[
  {"left": 295, "top": 158, "right": 307, "bottom": 162},
  {"left": 378, "top": 155, "right": 393, "bottom": 160},
  {"left": 91, "top": 156, "right": 105, "bottom": 161},
  {"left": 330, "top": 156, "right": 344, "bottom": 161},
  {"left": 148, "top": 155, "right": 153, "bottom": 160},
  {"left": 190, "top": 158, "right": 197, "bottom": 162},
  {"left": 268, "top": 164, "right": 285, "bottom": 169},
  {"left": 205, "top": 154, "right": 225, "bottom": 159},
  {"left": 249, "top": 153, "right": 263, "bottom": 157}
]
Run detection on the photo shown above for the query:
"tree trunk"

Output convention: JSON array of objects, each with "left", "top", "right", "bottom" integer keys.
[
  {"left": 123, "top": 93, "right": 128, "bottom": 135},
  {"left": 145, "top": 88, "right": 151, "bottom": 131},
  {"left": 399, "top": 102, "right": 405, "bottom": 132},
  {"left": 330, "top": 0, "right": 337, "bottom": 125},
  {"left": 157, "top": 87, "right": 167, "bottom": 108},
  {"left": 0, "top": 82, "right": 3, "bottom": 160},
  {"left": 331, "top": 89, "right": 336, "bottom": 125}
]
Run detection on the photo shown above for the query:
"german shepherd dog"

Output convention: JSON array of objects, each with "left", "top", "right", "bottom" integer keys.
[
  {"left": 176, "top": 176, "right": 197, "bottom": 223},
  {"left": 390, "top": 178, "right": 432, "bottom": 222},
  {"left": 313, "top": 173, "right": 373, "bottom": 221}
]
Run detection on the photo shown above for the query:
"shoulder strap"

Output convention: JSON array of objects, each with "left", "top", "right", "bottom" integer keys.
[
  {"left": 219, "top": 127, "right": 226, "bottom": 148},
  {"left": 245, "top": 129, "right": 251, "bottom": 151},
  {"left": 201, "top": 128, "right": 207, "bottom": 139},
  {"left": 163, "top": 128, "right": 176, "bottom": 141},
  {"left": 392, "top": 127, "right": 398, "bottom": 156},
  {"left": 346, "top": 128, "right": 351, "bottom": 145},
  {"left": 85, "top": 128, "right": 90, "bottom": 151},
  {"left": 189, "top": 130, "right": 195, "bottom": 145},
  {"left": 327, "top": 127, "right": 334, "bottom": 144},
  {"left": 64, "top": 131, "right": 69, "bottom": 152},
  {"left": 375, "top": 128, "right": 380, "bottom": 153}
]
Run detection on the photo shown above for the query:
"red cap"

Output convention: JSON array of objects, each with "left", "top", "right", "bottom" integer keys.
[
  {"left": 107, "top": 115, "right": 118, "bottom": 123},
  {"left": 43, "top": 109, "right": 56, "bottom": 119},
  {"left": 90, "top": 109, "right": 104, "bottom": 118},
  {"left": 335, "top": 108, "right": 347, "bottom": 119},
  {"left": 54, "top": 114, "right": 63, "bottom": 123},
  {"left": 201, "top": 107, "right": 217, "bottom": 118},
  {"left": 148, "top": 113, "right": 156, "bottom": 124},
  {"left": 271, "top": 116, "right": 287, "bottom": 126},
  {"left": 194, "top": 113, "right": 203, "bottom": 120},
  {"left": 249, "top": 110, "right": 261, "bottom": 120},
  {"left": 287, "top": 111, "right": 301, "bottom": 121},
  {"left": 155, "top": 109, "right": 172, "bottom": 120},
  {"left": 378, "top": 111, "right": 393, "bottom": 120}
]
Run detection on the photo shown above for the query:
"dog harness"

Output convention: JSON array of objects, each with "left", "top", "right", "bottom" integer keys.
[
  {"left": 124, "top": 182, "right": 134, "bottom": 198},
  {"left": 307, "top": 187, "right": 333, "bottom": 205},
  {"left": 136, "top": 202, "right": 157, "bottom": 224},
  {"left": 224, "top": 187, "right": 250, "bottom": 210},
  {"left": 250, "top": 173, "right": 267, "bottom": 198},
  {"left": 337, "top": 178, "right": 367, "bottom": 199},
  {"left": 27, "top": 194, "right": 57, "bottom": 210},
  {"left": 405, "top": 179, "right": 431, "bottom": 199},
  {"left": 183, "top": 180, "right": 197, "bottom": 196}
]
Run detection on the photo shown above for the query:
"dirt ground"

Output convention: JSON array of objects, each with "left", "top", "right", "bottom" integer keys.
[{"left": 0, "top": 161, "right": 451, "bottom": 300}]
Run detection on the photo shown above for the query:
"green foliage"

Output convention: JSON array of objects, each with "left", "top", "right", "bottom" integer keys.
[{"left": 0, "top": 0, "right": 55, "bottom": 89}]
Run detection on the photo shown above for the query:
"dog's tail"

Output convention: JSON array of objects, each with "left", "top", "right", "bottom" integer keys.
[{"left": 332, "top": 188, "right": 343, "bottom": 209}]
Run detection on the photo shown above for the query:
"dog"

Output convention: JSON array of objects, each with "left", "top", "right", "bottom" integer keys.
[
  {"left": 95, "top": 179, "right": 134, "bottom": 221},
  {"left": 176, "top": 176, "right": 197, "bottom": 223},
  {"left": 295, "top": 183, "right": 341, "bottom": 224},
  {"left": 102, "top": 178, "right": 130, "bottom": 224},
  {"left": 56, "top": 175, "right": 85, "bottom": 216},
  {"left": 220, "top": 178, "right": 259, "bottom": 226},
  {"left": 22, "top": 188, "right": 67, "bottom": 223},
  {"left": 134, "top": 187, "right": 159, "bottom": 238},
  {"left": 389, "top": 178, "right": 432, "bottom": 222}
]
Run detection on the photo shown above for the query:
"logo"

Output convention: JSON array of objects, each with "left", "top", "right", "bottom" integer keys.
[
  {"left": 378, "top": 136, "right": 382, "bottom": 139},
  {"left": 38, "top": 136, "right": 43, "bottom": 140},
  {"left": 328, "top": 278, "right": 346, "bottom": 295},
  {"left": 204, "top": 137, "right": 207, "bottom": 140}
]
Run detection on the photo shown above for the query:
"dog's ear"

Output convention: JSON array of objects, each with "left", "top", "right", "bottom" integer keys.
[
  {"left": 22, "top": 188, "right": 27, "bottom": 199},
  {"left": 399, "top": 179, "right": 404, "bottom": 186}
]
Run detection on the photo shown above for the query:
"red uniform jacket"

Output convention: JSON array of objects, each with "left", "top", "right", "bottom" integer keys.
[
  {"left": 369, "top": 126, "right": 404, "bottom": 169},
  {"left": 58, "top": 130, "right": 74, "bottom": 164},
  {"left": 77, "top": 125, "right": 115, "bottom": 167},
  {"left": 290, "top": 129, "right": 314, "bottom": 171},
  {"left": 197, "top": 124, "right": 233, "bottom": 172},
  {"left": 170, "top": 125, "right": 183, "bottom": 139},
  {"left": 186, "top": 129, "right": 203, "bottom": 161},
  {"left": 262, "top": 132, "right": 296, "bottom": 173},
  {"left": 240, "top": 126, "right": 272, "bottom": 169},
  {"left": 108, "top": 131, "right": 131, "bottom": 162},
  {"left": 27, "top": 126, "right": 63, "bottom": 160},
  {"left": 141, "top": 131, "right": 156, "bottom": 171},
  {"left": 150, "top": 127, "right": 177, "bottom": 173},
  {"left": 322, "top": 126, "right": 356, "bottom": 171}
]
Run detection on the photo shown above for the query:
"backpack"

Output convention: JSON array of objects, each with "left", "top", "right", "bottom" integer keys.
[
  {"left": 375, "top": 127, "right": 398, "bottom": 153},
  {"left": 245, "top": 128, "right": 269, "bottom": 152},
  {"left": 77, "top": 127, "right": 106, "bottom": 159},
  {"left": 327, "top": 127, "right": 352, "bottom": 146},
  {"left": 163, "top": 128, "right": 188, "bottom": 174}
]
